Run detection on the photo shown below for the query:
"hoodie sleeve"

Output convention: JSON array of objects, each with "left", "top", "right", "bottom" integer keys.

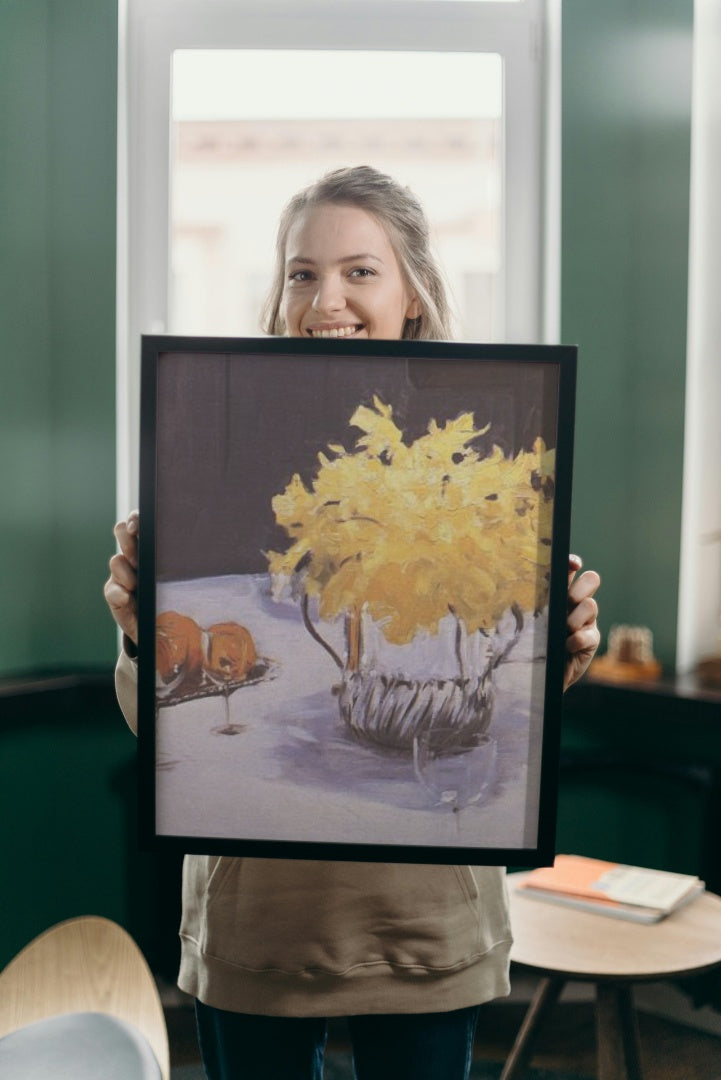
[{"left": 115, "top": 648, "right": 139, "bottom": 736}]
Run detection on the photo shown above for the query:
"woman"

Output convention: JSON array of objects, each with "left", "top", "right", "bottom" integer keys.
[{"left": 106, "top": 166, "right": 601, "bottom": 1080}]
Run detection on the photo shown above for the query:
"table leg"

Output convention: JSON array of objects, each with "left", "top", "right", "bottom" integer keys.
[
  {"left": 596, "top": 982, "right": 643, "bottom": 1080},
  {"left": 499, "top": 976, "right": 565, "bottom": 1080}
]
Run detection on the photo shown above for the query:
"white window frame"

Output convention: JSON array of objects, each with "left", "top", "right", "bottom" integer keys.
[
  {"left": 676, "top": 0, "right": 721, "bottom": 675},
  {"left": 117, "top": 0, "right": 559, "bottom": 512}
]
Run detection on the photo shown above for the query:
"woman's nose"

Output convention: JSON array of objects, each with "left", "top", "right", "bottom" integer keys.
[{"left": 312, "top": 274, "right": 345, "bottom": 314}]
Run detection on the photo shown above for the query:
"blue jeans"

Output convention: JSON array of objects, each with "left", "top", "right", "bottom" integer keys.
[{"left": 195, "top": 1000, "right": 481, "bottom": 1080}]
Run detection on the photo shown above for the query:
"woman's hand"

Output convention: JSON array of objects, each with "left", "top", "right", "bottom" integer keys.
[
  {"left": 103, "top": 510, "right": 140, "bottom": 647},
  {"left": 564, "top": 554, "right": 601, "bottom": 691}
]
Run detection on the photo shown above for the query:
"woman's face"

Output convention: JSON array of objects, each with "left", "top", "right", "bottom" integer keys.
[{"left": 281, "top": 203, "right": 421, "bottom": 340}]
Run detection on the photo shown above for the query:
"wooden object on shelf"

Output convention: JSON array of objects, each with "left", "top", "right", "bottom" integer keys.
[
  {"left": 591, "top": 624, "right": 662, "bottom": 683},
  {"left": 591, "top": 654, "right": 663, "bottom": 682},
  {"left": 696, "top": 654, "right": 721, "bottom": 689}
]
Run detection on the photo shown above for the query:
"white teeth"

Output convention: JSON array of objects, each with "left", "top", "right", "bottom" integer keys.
[{"left": 311, "top": 326, "right": 359, "bottom": 338}]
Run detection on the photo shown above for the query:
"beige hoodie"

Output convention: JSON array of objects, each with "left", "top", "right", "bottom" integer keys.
[{"left": 117, "top": 651, "right": 512, "bottom": 1016}]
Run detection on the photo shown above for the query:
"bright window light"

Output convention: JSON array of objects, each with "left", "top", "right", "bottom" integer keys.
[
  {"left": 170, "top": 50, "right": 503, "bottom": 341},
  {"left": 173, "top": 50, "right": 502, "bottom": 121}
]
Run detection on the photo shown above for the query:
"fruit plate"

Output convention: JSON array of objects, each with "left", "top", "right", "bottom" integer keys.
[{"left": 156, "top": 657, "right": 278, "bottom": 708}]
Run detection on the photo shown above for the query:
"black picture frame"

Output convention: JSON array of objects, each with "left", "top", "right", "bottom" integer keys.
[{"left": 138, "top": 335, "right": 576, "bottom": 865}]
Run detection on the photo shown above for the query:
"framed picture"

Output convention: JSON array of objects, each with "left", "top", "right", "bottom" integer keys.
[{"left": 138, "top": 336, "right": 576, "bottom": 865}]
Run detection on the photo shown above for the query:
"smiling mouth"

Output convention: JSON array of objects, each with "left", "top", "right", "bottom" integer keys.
[{"left": 307, "top": 324, "right": 364, "bottom": 339}]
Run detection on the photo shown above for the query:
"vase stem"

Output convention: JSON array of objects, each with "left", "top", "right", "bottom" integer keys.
[{"left": 301, "top": 594, "right": 344, "bottom": 669}]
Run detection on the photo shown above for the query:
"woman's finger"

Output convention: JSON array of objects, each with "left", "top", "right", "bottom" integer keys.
[
  {"left": 566, "top": 622, "right": 601, "bottom": 657},
  {"left": 103, "top": 580, "right": 138, "bottom": 637},
  {"left": 567, "top": 553, "right": 583, "bottom": 588},
  {"left": 113, "top": 515, "right": 139, "bottom": 567},
  {"left": 107, "top": 552, "right": 137, "bottom": 592},
  {"left": 103, "top": 578, "right": 139, "bottom": 642},
  {"left": 566, "top": 594, "right": 599, "bottom": 635},
  {"left": 568, "top": 569, "right": 601, "bottom": 608}
]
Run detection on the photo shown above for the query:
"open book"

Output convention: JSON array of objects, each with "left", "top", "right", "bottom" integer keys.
[{"left": 517, "top": 854, "right": 705, "bottom": 923}]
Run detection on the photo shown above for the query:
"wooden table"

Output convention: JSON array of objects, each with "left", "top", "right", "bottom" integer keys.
[{"left": 503, "top": 873, "right": 721, "bottom": 1080}]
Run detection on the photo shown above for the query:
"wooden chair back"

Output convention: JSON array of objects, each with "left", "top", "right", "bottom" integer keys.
[{"left": 0, "top": 916, "right": 169, "bottom": 1080}]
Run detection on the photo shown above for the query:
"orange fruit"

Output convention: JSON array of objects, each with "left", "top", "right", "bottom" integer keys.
[
  {"left": 204, "top": 622, "right": 258, "bottom": 681},
  {"left": 155, "top": 611, "right": 203, "bottom": 681}
]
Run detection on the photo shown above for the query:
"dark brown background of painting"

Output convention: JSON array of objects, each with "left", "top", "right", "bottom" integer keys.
[{"left": 153, "top": 349, "right": 560, "bottom": 581}]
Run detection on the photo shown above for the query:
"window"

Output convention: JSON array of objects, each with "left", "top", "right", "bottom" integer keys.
[
  {"left": 118, "top": 0, "right": 557, "bottom": 509},
  {"left": 169, "top": 49, "right": 503, "bottom": 340}
]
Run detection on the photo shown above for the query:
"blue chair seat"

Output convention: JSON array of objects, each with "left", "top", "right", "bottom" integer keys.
[{"left": 0, "top": 1011, "right": 163, "bottom": 1079}]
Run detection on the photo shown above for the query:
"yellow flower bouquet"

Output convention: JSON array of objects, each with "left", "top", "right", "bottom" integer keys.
[{"left": 267, "top": 397, "right": 555, "bottom": 751}]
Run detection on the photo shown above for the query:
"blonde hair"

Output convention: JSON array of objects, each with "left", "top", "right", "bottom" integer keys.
[{"left": 262, "top": 165, "right": 453, "bottom": 341}]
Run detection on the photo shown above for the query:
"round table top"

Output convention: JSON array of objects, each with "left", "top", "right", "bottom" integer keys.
[{"left": 508, "top": 871, "right": 721, "bottom": 981}]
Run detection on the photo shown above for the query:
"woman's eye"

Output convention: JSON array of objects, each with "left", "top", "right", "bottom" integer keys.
[
  {"left": 288, "top": 269, "right": 313, "bottom": 283},
  {"left": 349, "top": 267, "right": 375, "bottom": 279}
]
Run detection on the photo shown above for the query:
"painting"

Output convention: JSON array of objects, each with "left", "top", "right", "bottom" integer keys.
[{"left": 137, "top": 336, "right": 576, "bottom": 864}]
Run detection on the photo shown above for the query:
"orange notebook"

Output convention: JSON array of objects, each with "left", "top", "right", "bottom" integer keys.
[{"left": 518, "top": 855, "right": 704, "bottom": 923}]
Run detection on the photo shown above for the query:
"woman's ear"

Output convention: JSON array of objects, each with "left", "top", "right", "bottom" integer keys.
[{"left": 406, "top": 296, "right": 422, "bottom": 320}]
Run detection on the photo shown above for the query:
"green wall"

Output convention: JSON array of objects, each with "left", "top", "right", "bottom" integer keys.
[
  {"left": 0, "top": 0, "right": 118, "bottom": 676},
  {"left": 562, "top": 0, "right": 693, "bottom": 669},
  {"left": 0, "top": 684, "right": 183, "bottom": 974}
]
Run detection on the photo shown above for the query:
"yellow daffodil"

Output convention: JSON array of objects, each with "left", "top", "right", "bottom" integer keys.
[{"left": 267, "top": 398, "right": 555, "bottom": 648}]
